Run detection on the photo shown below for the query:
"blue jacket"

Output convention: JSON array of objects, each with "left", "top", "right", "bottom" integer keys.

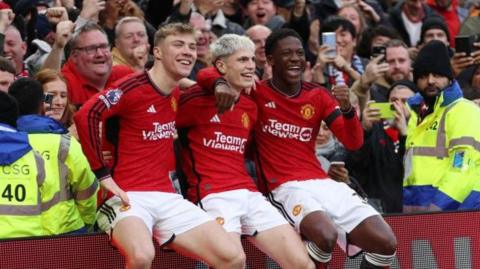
[
  {"left": 0, "top": 123, "right": 32, "bottom": 165},
  {"left": 17, "top": 115, "right": 67, "bottom": 134}
]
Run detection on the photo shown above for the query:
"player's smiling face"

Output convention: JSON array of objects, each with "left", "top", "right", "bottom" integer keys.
[
  {"left": 156, "top": 33, "right": 197, "bottom": 80},
  {"left": 268, "top": 36, "right": 306, "bottom": 85},
  {"left": 216, "top": 48, "right": 256, "bottom": 92}
]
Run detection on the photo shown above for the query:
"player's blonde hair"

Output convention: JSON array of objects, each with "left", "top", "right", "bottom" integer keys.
[
  {"left": 154, "top": 23, "right": 195, "bottom": 46},
  {"left": 210, "top": 34, "right": 255, "bottom": 62}
]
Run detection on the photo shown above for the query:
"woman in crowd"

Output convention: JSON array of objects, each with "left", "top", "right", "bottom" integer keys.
[{"left": 35, "top": 68, "right": 76, "bottom": 136}]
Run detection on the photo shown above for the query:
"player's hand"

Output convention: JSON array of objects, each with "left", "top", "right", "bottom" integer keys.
[
  {"left": 332, "top": 84, "right": 351, "bottom": 111},
  {"left": 54, "top": 20, "right": 75, "bottom": 49},
  {"left": 215, "top": 81, "right": 239, "bottom": 114},
  {"left": 100, "top": 176, "right": 130, "bottom": 206},
  {"left": 0, "top": 9, "right": 14, "bottom": 33},
  {"left": 362, "top": 101, "right": 381, "bottom": 130}
]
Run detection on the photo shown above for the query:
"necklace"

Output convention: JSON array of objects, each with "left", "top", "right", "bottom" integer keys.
[{"left": 270, "top": 79, "right": 301, "bottom": 97}]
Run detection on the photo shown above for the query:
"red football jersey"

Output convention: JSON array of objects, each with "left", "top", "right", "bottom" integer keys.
[
  {"left": 196, "top": 67, "right": 363, "bottom": 192},
  {"left": 177, "top": 85, "right": 258, "bottom": 202},
  {"left": 75, "top": 71, "right": 178, "bottom": 193}
]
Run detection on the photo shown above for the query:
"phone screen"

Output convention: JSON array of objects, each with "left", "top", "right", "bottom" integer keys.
[
  {"left": 369, "top": 102, "right": 395, "bottom": 119},
  {"left": 455, "top": 35, "right": 474, "bottom": 55},
  {"left": 322, "top": 32, "right": 336, "bottom": 57}
]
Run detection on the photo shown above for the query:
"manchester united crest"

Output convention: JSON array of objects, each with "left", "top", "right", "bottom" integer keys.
[
  {"left": 216, "top": 217, "right": 225, "bottom": 225},
  {"left": 241, "top": 112, "right": 250, "bottom": 129},
  {"left": 292, "top": 204, "right": 302, "bottom": 216},
  {"left": 171, "top": 97, "right": 177, "bottom": 112},
  {"left": 300, "top": 104, "right": 315, "bottom": 120}
]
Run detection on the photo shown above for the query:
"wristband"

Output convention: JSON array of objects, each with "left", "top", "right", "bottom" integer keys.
[{"left": 341, "top": 106, "right": 355, "bottom": 119}]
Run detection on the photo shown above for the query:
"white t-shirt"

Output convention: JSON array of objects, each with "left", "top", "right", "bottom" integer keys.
[{"left": 401, "top": 11, "right": 423, "bottom": 46}]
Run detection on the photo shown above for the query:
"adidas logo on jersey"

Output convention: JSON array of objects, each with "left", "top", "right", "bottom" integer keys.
[
  {"left": 210, "top": 114, "right": 221, "bottom": 123},
  {"left": 147, "top": 105, "right": 157, "bottom": 113},
  {"left": 265, "top": 101, "right": 276, "bottom": 108}
]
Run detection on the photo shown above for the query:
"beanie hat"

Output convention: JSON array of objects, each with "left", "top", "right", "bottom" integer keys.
[
  {"left": 389, "top": 79, "right": 418, "bottom": 93},
  {"left": 413, "top": 40, "right": 453, "bottom": 82},
  {"left": 420, "top": 17, "right": 450, "bottom": 45},
  {"left": 0, "top": 91, "right": 19, "bottom": 128},
  {"left": 35, "top": 14, "right": 52, "bottom": 39}
]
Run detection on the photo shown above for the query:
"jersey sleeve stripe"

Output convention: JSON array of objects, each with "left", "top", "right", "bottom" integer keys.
[{"left": 179, "top": 87, "right": 211, "bottom": 105}]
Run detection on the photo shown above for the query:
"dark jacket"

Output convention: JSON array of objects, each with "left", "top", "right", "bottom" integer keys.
[
  {"left": 347, "top": 123, "right": 406, "bottom": 213},
  {"left": 389, "top": 1, "right": 441, "bottom": 47}
]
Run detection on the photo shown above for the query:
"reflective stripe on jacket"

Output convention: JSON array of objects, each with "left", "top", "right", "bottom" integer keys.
[
  {"left": 0, "top": 150, "right": 45, "bottom": 238},
  {"left": 404, "top": 81, "right": 480, "bottom": 210},
  {"left": 29, "top": 133, "right": 98, "bottom": 235}
]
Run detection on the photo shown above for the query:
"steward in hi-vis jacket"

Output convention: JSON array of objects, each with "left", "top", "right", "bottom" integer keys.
[{"left": 403, "top": 41, "right": 480, "bottom": 212}]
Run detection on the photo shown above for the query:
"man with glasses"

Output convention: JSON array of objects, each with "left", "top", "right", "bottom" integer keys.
[{"left": 44, "top": 21, "right": 134, "bottom": 107}]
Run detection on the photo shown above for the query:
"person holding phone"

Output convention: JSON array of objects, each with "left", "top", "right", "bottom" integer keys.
[
  {"left": 314, "top": 17, "right": 363, "bottom": 87},
  {"left": 351, "top": 39, "right": 412, "bottom": 112},
  {"left": 348, "top": 80, "right": 416, "bottom": 213}
]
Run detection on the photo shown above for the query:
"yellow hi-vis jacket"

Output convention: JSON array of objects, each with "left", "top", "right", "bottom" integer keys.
[
  {"left": 404, "top": 81, "right": 480, "bottom": 210},
  {"left": 0, "top": 126, "right": 46, "bottom": 239},
  {"left": 29, "top": 134, "right": 98, "bottom": 235}
]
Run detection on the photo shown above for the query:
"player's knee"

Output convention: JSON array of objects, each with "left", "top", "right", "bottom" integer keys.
[
  {"left": 216, "top": 250, "right": 246, "bottom": 269},
  {"left": 374, "top": 229, "right": 397, "bottom": 255},
  {"left": 128, "top": 247, "right": 155, "bottom": 269},
  {"left": 314, "top": 228, "right": 337, "bottom": 252}
]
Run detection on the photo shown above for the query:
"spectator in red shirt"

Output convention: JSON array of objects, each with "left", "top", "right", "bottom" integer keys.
[{"left": 43, "top": 20, "right": 133, "bottom": 107}]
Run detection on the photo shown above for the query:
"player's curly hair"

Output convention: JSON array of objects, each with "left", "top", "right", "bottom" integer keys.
[{"left": 265, "top": 28, "right": 303, "bottom": 56}]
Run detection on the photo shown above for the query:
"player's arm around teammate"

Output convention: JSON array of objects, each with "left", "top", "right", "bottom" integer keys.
[
  {"left": 75, "top": 23, "right": 244, "bottom": 269},
  {"left": 177, "top": 34, "right": 314, "bottom": 269}
]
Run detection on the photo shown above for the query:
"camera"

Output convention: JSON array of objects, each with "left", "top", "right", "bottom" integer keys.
[{"left": 44, "top": 94, "right": 54, "bottom": 110}]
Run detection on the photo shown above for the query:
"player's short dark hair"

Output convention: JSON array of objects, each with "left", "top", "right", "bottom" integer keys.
[
  {"left": 0, "top": 56, "right": 16, "bottom": 75},
  {"left": 321, "top": 16, "right": 357, "bottom": 39},
  {"left": 265, "top": 28, "right": 303, "bottom": 56},
  {"left": 8, "top": 78, "right": 44, "bottom": 116}
]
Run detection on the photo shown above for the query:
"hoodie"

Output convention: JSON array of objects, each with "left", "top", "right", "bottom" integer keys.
[
  {"left": 16, "top": 115, "right": 67, "bottom": 134},
  {"left": 0, "top": 123, "right": 32, "bottom": 166}
]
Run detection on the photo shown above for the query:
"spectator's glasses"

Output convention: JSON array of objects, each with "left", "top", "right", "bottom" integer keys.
[{"left": 74, "top": 43, "right": 111, "bottom": 55}]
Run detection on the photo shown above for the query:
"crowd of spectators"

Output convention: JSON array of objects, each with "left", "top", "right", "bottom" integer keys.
[{"left": 0, "top": 0, "right": 480, "bottom": 265}]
